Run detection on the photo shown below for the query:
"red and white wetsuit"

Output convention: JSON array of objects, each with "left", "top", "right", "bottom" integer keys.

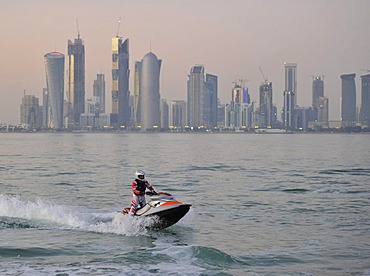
[{"left": 129, "top": 179, "right": 155, "bottom": 215}]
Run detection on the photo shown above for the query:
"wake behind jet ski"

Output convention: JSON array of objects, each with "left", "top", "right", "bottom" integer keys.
[{"left": 122, "top": 191, "right": 191, "bottom": 229}]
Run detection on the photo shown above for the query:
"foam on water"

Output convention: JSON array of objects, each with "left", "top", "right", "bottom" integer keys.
[
  {"left": 0, "top": 194, "right": 186, "bottom": 236},
  {"left": 0, "top": 194, "right": 84, "bottom": 228}
]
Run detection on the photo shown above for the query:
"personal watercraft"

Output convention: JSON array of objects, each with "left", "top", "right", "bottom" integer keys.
[{"left": 122, "top": 192, "right": 191, "bottom": 229}]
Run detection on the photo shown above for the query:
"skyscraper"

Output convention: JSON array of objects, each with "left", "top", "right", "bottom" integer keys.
[
  {"left": 67, "top": 35, "right": 85, "bottom": 129},
  {"left": 111, "top": 36, "right": 130, "bottom": 128},
  {"left": 134, "top": 61, "right": 142, "bottom": 125},
  {"left": 93, "top": 74, "right": 105, "bottom": 114},
  {"left": 42, "top": 88, "right": 50, "bottom": 129},
  {"left": 187, "top": 65, "right": 205, "bottom": 128},
  {"left": 136, "top": 52, "right": 162, "bottom": 130},
  {"left": 283, "top": 90, "right": 294, "bottom": 130},
  {"left": 259, "top": 82, "right": 273, "bottom": 128},
  {"left": 161, "top": 99, "right": 169, "bottom": 129},
  {"left": 340, "top": 73, "right": 356, "bottom": 127},
  {"left": 284, "top": 63, "right": 297, "bottom": 106},
  {"left": 312, "top": 76, "right": 324, "bottom": 109},
  {"left": 44, "top": 52, "right": 65, "bottom": 130},
  {"left": 205, "top": 74, "right": 218, "bottom": 128},
  {"left": 360, "top": 74, "right": 370, "bottom": 126},
  {"left": 232, "top": 83, "right": 242, "bottom": 104},
  {"left": 318, "top": 96, "right": 329, "bottom": 126},
  {"left": 20, "top": 95, "right": 39, "bottom": 129}
]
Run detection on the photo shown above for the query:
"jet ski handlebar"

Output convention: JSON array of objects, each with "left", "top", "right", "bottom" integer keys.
[{"left": 145, "top": 191, "right": 175, "bottom": 200}]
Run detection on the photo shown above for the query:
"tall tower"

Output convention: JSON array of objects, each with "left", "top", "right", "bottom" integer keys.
[
  {"left": 232, "top": 83, "right": 242, "bottom": 104},
  {"left": 44, "top": 52, "right": 65, "bottom": 130},
  {"left": 136, "top": 52, "right": 162, "bottom": 130},
  {"left": 67, "top": 35, "right": 85, "bottom": 129},
  {"left": 259, "top": 82, "right": 273, "bottom": 128},
  {"left": 42, "top": 88, "right": 50, "bottom": 129},
  {"left": 360, "top": 74, "right": 370, "bottom": 126},
  {"left": 20, "top": 95, "right": 39, "bottom": 129},
  {"left": 318, "top": 96, "right": 329, "bottom": 126},
  {"left": 340, "top": 73, "right": 356, "bottom": 127},
  {"left": 312, "top": 76, "right": 324, "bottom": 108},
  {"left": 134, "top": 61, "right": 142, "bottom": 125},
  {"left": 283, "top": 90, "right": 294, "bottom": 130},
  {"left": 187, "top": 65, "right": 205, "bottom": 127},
  {"left": 111, "top": 35, "right": 130, "bottom": 128},
  {"left": 284, "top": 63, "right": 297, "bottom": 106},
  {"left": 93, "top": 74, "right": 105, "bottom": 114},
  {"left": 205, "top": 74, "right": 218, "bottom": 128}
]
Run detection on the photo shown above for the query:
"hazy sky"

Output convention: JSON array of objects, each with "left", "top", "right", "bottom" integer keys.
[{"left": 1, "top": 0, "right": 370, "bottom": 124}]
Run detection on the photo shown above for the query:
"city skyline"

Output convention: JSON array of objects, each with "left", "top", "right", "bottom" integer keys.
[{"left": 1, "top": 0, "right": 370, "bottom": 124}]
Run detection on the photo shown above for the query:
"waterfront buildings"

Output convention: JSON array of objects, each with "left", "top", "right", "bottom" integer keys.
[
  {"left": 360, "top": 74, "right": 370, "bottom": 127},
  {"left": 225, "top": 82, "right": 255, "bottom": 129},
  {"left": 67, "top": 35, "right": 85, "bottom": 129},
  {"left": 111, "top": 35, "right": 130, "bottom": 128},
  {"left": 44, "top": 52, "right": 65, "bottom": 130},
  {"left": 340, "top": 74, "right": 356, "bottom": 127},
  {"left": 169, "top": 100, "right": 186, "bottom": 128},
  {"left": 135, "top": 52, "right": 162, "bottom": 130}
]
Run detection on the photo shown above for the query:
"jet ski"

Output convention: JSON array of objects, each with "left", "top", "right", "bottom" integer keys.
[{"left": 121, "top": 192, "right": 191, "bottom": 229}]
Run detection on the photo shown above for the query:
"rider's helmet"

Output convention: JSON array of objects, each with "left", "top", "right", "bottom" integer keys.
[{"left": 135, "top": 169, "right": 146, "bottom": 181}]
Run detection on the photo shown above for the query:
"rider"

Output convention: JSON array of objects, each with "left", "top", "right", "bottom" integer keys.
[{"left": 129, "top": 169, "right": 157, "bottom": 215}]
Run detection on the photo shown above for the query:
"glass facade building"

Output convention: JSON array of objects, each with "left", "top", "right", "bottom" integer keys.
[
  {"left": 187, "top": 65, "right": 205, "bottom": 128},
  {"left": 284, "top": 63, "right": 297, "bottom": 107},
  {"left": 312, "top": 76, "right": 324, "bottom": 109},
  {"left": 360, "top": 74, "right": 370, "bottom": 126},
  {"left": 259, "top": 82, "right": 273, "bottom": 128},
  {"left": 340, "top": 73, "right": 356, "bottom": 127},
  {"left": 111, "top": 36, "right": 130, "bottom": 128},
  {"left": 67, "top": 36, "right": 85, "bottom": 129},
  {"left": 93, "top": 74, "right": 105, "bottom": 114}
]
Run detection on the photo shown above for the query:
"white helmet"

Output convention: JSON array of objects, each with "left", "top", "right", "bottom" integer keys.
[{"left": 135, "top": 169, "right": 146, "bottom": 181}]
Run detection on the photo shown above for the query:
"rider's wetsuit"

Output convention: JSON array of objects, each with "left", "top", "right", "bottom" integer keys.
[{"left": 129, "top": 179, "right": 155, "bottom": 215}]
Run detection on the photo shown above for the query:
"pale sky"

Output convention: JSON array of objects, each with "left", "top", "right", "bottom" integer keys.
[{"left": 1, "top": 0, "right": 369, "bottom": 124}]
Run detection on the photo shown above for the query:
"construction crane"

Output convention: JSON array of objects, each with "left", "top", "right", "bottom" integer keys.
[{"left": 259, "top": 67, "right": 268, "bottom": 83}]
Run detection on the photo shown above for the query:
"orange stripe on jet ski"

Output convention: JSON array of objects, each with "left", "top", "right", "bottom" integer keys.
[{"left": 161, "top": 201, "right": 182, "bottom": 206}]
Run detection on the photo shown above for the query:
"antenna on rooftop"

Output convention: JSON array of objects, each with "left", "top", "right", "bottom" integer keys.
[
  {"left": 76, "top": 18, "right": 80, "bottom": 38},
  {"left": 116, "top": 17, "right": 121, "bottom": 37}
]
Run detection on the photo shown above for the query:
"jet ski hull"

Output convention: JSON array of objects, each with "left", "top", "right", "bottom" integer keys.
[
  {"left": 148, "top": 204, "right": 191, "bottom": 229},
  {"left": 121, "top": 193, "right": 191, "bottom": 229}
]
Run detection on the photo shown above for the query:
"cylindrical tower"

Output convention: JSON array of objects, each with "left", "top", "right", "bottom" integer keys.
[
  {"left": 139, "top": 52, "right": 161, "bottom": 130},
  {"left": 44, "top": 52, "right": 65, "bottom": 130}
]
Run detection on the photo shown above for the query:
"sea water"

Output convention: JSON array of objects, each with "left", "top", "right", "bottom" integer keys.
[{"left": 0, "top": 133, "right": 369, "bottom": 275}]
